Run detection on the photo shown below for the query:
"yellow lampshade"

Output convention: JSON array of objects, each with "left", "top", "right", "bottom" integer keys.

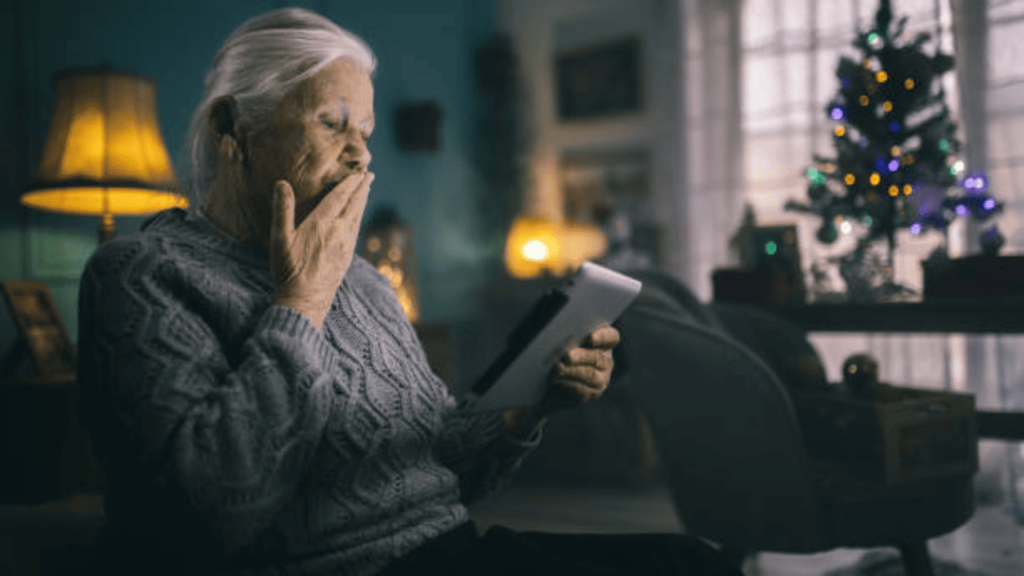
[
  {"left": 560, "top": 221, "right": 609, "bottom": 270},
  {"left": 22, "top": 68, "right": 186, "bottom": 240},
  {"left": 505, "top": 215, "right": 608, "bottom": 279}
]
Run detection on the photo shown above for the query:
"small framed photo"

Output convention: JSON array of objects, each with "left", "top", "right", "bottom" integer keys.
[
  {"left": 1, "top": 280, "right": 76, "bottom": 376},
  {"left": 555, "top": 37, "right": 643, "bottom": 121}
]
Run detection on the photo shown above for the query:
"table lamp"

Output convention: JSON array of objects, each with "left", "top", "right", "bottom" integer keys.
[
  {"left": 505, "top": 214, "right": 607, "bottom": 279},
  {"left": 21, "top": 67, "right": 187, "bottom": 244}
]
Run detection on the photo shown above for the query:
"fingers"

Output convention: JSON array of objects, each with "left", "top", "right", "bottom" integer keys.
[
  {"left": 554, "top": 358, "right": 610, "bottom": 387},
  {"left": 271, "top": 180, "right": 295, "bottom": 245},
  {"left": 310, "top": 172, "right": 374, "bottom": 223},
  {"left": 585, "top": 324, "right": 621, "bottom": 349},
  {"left": 560, "top": 347, "right": 613, "bottom": 371},
  {"left": 338, "top": 172, "right": 374, "bottom": 229}
]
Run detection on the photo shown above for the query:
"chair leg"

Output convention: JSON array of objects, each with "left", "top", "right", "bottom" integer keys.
[{"left": 897, "top": 541, "right": 935, "bottom": 576}]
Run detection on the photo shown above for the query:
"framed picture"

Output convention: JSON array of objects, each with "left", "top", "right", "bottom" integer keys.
[
  {"left": 561, "top": 149, "right": 660, "bottom": 269},
  {"left": 1, "top": 280, "right": 76, "bottom": 376},
  {"left": 556, "top": 37, "right": 643, "bottom": 121}
]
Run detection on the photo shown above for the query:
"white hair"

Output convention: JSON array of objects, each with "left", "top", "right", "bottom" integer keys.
[{"left": 183, "top": 7, "right": 377, "bottom": 213}]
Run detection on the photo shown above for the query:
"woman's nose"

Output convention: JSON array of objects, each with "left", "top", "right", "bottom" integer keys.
[{"left": 344, "top": 141, "right": 371, "bottom": 171}]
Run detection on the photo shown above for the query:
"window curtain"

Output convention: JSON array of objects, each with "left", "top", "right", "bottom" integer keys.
[{"left": 688, "top": 0, "right": 1024, "bottom": 513}]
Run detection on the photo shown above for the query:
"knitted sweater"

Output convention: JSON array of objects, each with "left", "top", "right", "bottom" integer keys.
[{"left": 76, "top": 207, "right": 540, "bottom": 576}]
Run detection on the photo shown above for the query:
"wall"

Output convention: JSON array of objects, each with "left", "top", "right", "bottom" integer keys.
[
  {"left": 0, "top": 0, "right": 499, "bottom": 358},
  {"left": 494, "top": 0, "right": 690, "bottom": 283}
]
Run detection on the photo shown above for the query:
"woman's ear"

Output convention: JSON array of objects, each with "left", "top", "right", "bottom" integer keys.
[
  {"left": 210, "top": 96, "right": 239, "bottom": 139},
  {"left": 209, "top": 96, "right": 245, "bottom": 162}
]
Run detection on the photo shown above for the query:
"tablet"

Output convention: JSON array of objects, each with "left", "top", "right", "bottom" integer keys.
[{"left": 460, "top": 262, "right": 642, "bottom": 412}]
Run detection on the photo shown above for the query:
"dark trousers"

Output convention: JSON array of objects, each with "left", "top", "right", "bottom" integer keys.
[{"left": 380, "top": 521, "right": 746, "bottom": 576}]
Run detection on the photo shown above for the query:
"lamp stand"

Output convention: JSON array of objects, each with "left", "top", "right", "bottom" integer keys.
[{"left": 99, "top": 212, "right": 115, "bottom": 244}]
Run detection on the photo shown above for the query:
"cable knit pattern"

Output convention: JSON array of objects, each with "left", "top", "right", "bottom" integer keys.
[{"left": 77, "top": 208, "right": 540, "bottom": 576}]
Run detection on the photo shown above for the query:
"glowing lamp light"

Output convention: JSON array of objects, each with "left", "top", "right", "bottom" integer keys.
[
  {"left": 504, "top": 216, "right": 608, "bottom": 279},
  {"left": 522, "top": 240, "right": 549, "bottom": 262},
  {"left": 361, "top": 207, "right": 420, "bottom": 323},
  {"left": 22, "top": 67, "right": 187, "bottom": 243}
]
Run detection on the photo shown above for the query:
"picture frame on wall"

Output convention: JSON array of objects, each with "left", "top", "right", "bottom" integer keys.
[
  {"left": 1, "top": 280, "right": 76, "bottom": 377},
  {"left": 555, "top": 37, "right": 643, "bottom": 121},
  {"left": 561, "top": 149, "right": 660, "bottom": 270}
]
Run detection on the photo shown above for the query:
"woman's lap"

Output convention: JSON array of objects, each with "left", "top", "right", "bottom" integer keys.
[{"left": 452, "top": 525, "right": 745, "bottom": 576}]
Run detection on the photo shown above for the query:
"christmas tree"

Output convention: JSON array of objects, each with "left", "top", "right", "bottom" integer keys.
[{"left": 786, "top": 0, "right": 1004, "bottom": 285}]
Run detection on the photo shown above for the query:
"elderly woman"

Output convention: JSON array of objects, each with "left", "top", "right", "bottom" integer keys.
[{"left": 77, "top": 8, "right": 743, "bottom": 576}]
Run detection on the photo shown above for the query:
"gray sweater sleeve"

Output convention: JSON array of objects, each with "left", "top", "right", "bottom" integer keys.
[
  {"left": 434, "top": 402, "right": 542, "bottom": 504},
  {"left": 77, "top": 238, "right": 339, "bottom": 559}
]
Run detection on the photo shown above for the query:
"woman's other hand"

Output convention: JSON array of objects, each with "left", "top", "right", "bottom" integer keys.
[
  {"left": 270, "top": 172, "right": 374, "bottom": 329},
  {"left": 503, "top": 324, "right": 621, "bottom": 438},
  {"left": 544, "top": 323, "right": 620, "bottom": 411}
]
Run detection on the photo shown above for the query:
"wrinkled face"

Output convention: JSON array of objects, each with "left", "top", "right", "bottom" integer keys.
[{"left": 246, "top": 58, "right": 374, "bottom": 228}]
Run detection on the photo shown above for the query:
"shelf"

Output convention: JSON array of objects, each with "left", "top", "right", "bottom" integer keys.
[{"left": 772, "top": 299, "right": 1024, "bottom": 334}]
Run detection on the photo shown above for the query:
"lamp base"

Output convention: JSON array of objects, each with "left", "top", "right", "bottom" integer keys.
[{"left": 99, "top": 213, "right": 115, "bottom": 244}]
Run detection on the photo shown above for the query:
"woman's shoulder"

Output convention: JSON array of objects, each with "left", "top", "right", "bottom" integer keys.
[{"left": 83, "top": 208, "right": 262, "bottom": 283}]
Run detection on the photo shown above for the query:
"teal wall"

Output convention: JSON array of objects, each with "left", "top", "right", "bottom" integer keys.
[{"left": 0, "top": 0, "right": 501, "bottom": 357}]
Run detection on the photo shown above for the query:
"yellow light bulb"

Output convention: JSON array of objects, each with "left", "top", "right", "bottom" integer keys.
[
  {"left": 904, "top": 78, "right": 915, "bottom": 90},
  {"left": 824, "top": 162, "right": 836, "bottom": 173},
  {"left": 835, "top": 125, "right": 846, "bottom": 137},
  {"left": 876, "top": 71, "right": 888, "bottom": 83},
  {"left": 903, "top": 184, "right": 913, "bottom": 195},
  {"left": 883, "top": 100, "right": 893, "bottom": 112},
  {"left": 859, "top": 95, "right": 869, "bottom": 106},
  {"left": 888, "top": 185, "right": 899, "bottom": 196},
  {"left": 906, "top": 153, "right": 916, "bottom": 165},
  {"left": 890, "top": 146, "right": 901, "bottom": 156},
  {"left": 522, "top": 240, "right": 550, "bottom": 262},
  {"left": 870, "top": 173, "right": 881, "bottom": 186},
  {"left": 844, "top": 174, "right": 856, "bottom": 185}
]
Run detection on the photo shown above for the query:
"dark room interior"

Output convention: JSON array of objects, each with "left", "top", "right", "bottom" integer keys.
[{"left": 1, "top": 1, "right": 1023, "bottom": 575}]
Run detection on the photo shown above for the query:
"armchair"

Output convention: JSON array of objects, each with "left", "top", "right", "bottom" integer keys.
[{"left": 614, "top": 270, "right": 975, "bottom": 576}]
